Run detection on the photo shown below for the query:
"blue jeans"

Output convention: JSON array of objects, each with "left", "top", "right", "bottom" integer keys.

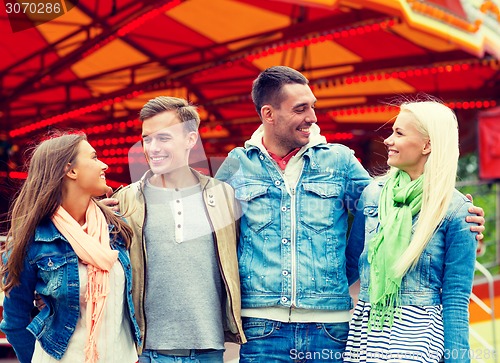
[
  {"left": 239, "top": 317, "right": 349, "bottom": 363},
  {"left": 139, "top": 349, "right": 224, "bottom": 363}
]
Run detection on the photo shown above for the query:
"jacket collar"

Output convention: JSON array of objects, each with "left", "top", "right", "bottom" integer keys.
[
  {"left": 34, "top": 214, "right": 115, "bottom": 243},
  {"left": 34, "top": 218, "right": 68, "bottom": 243}
]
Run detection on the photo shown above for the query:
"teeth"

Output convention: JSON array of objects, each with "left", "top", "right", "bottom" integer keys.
[
  {"left": 298, "top": 128, "right": 310, "bottom": 132},
  {"left": 151, "top": 156, "right": 166, "bottom": 161}
]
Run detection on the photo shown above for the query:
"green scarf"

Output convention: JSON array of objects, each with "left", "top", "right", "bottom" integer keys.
[{"left": 368, "top": 170, "right": 423, "bottom": 330}]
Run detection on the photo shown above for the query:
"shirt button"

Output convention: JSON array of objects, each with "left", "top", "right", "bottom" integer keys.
[
  {"left": 177, "top": 224, "right": 181, "bottom": 228},
  {"left": 176, "top": 200, "right": 180, "bottom": 203}
]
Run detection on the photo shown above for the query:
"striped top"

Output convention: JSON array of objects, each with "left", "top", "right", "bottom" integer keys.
[{"left": 344, "top": 300, "right": 444, "bottom": 362}]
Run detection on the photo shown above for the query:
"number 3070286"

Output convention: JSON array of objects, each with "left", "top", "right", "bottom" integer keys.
[{"left": 5, "top": 2, "right": 62, "bottom": 14}]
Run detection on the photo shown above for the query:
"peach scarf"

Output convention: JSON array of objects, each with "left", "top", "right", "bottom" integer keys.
[{"left": 51, "top": 200, "right": 118, "bottom": 363}]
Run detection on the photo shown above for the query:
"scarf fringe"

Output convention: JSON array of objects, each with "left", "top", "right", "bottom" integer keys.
[
  {"left": 368, "top": 290, "right": 401, "bottom": 331},
  {"left": 84, "top": 338, "right": 99, "bottom": 363}
]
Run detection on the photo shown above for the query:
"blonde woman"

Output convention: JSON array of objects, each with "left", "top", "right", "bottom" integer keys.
[
  {"left": 0, "top": 133, "right": 141, "bottom": 363},
  {"left": 344, "top": 101, "right": 477, "bottom": 363}
]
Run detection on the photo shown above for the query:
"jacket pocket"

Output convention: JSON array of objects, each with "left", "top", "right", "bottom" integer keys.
[
  {"left": 363, "top": 204, "right": 379, "bottom": 234},
  {"left": 300, "top": 182, "right": 341, "bottom": 232},
  {"left": 35, "top": 255, "right": 67, "bottom": 294},
  {"left": 234, "top": 183, "right": 273, "bottom": 233}
]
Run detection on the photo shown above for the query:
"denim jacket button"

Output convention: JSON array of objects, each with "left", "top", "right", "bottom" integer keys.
[
  {"left": 259, "top": 155, "right": 264, "bottom": 160},
  {"left": 281, "top": 238, "right": 288, "bottom": 244},
  {"left": 281, "top": 296, "right": 288, "bottom": 303},
  {"left": 274, "top": 180, "right": 281, "bottom": 186},
  {"left": 281, "top": 206, "right": 287, "bottom": 212},
  {"left": 282, "top": 270, "right": 289, "bottom": 276}
]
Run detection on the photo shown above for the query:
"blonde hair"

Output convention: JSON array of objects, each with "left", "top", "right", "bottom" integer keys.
[{"left": 392, "top": 101, "right": 459, "bottom": 277}]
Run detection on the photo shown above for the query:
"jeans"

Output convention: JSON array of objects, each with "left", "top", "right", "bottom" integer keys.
[
  {"left": 239, "top": 317, "right": 349, "bottom": 363},
  {"left": 139, "top": 349, "right": 224, "bottom": 363}
]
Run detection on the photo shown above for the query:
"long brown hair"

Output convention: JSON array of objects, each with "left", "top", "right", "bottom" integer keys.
[{"left": 1, "top": 132, "right": 133, "bottom": 292}]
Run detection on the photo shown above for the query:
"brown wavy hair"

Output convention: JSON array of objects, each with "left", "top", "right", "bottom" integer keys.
[{"left": 1, "top": 132, "right": 133, "bottom": 292}]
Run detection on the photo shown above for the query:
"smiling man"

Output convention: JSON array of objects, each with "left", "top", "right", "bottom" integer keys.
[
  {"left": 111, "top": 96, "right": 246, "bottom": 363},
  {"left": 215, "top": 66, "right": 372, "bottom": 363}
]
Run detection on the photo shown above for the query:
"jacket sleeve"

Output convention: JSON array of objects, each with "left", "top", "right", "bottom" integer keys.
[
  {"left": 441, "top": 201, "right": 477, "bottom": 363},
  {"left": 0, "top": 255, "right": 38, "bottom": 363},
  {"left": 345, "top": 191, "right": 366, "bottom": 285},
  {"left": 344, "top": 149, "right": 371, "bottom": 215},
  {"left": 344, "top": 151, "right": 371, "bottom": 285},
  {"left": 215, "top": 152, "right": 240, "bottom": 185}
]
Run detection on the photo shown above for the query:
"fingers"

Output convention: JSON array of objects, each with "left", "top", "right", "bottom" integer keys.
[
  {"left": 465, "top": 193, "right": 473, "bottom": 203},
  {"left": 100, "top": 198, "right": 120, "bottom": 212},
  {"left": 34, "top": 293, "right": 46, "bottom": 311},
  {"left": 106, "top": 186, "right": 114, "bottom": 198},
  {"left": 468, "top": 205, "right": 485, "bottom": 217},
  {"left": 467, "top": 216, "right": 485, "bottom": 241}
]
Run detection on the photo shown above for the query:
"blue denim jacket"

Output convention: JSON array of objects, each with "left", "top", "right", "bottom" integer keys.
[
  {"left": 216, "top": 141, "right": 371, "bottom": 311},
  {"left": 0, "top": 218, "right": 141, "bottom": 363},
  {"left": 349, "top": 180, "right": 477, "bottom": 361}
]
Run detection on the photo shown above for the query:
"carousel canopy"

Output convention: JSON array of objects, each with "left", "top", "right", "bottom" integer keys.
[{"left": 1, "top": 0, "right": 499, "bottom": 185}]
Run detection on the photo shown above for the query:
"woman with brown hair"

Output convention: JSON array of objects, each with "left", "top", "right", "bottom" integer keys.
[{"left": 0, "top": 133, "right": 141, "bottom": 363}]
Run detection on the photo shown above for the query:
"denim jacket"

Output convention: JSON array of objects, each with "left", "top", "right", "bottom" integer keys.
[
  {"left": 0, "top": 218, "right": 141, "bottom": 363},
  {"left": 216, "top": 126, "right": 371, "bottom": 311},
  {"left": 350, "top": 180, "right": 477, "bottom": 362}
]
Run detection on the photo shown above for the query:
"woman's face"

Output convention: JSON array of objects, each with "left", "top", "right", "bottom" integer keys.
[
  {"left": 70, "top": 140, "right": 109, "bottom": 197},
  {"left": 384, "top": 111, "right": 430, "bottom": 180}
]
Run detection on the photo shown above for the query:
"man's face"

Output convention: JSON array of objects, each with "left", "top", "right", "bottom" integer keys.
[
  {"left": 268, "top": 83, "right": 317, "bottom": 154},
  {"left": 141, "top": 110, "right": 196, "bottom": 175}
]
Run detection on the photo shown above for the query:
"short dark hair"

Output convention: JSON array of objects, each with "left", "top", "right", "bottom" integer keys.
[
  {"left": 251, "top": 66, "right": 309, "bottom": 117},
  {"left": 139, "top": 96, "right": 200, "bottom": 132}
]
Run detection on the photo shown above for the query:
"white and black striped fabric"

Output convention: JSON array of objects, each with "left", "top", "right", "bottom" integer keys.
[{"left": 343, "top": 300, "right": 444, "bottom": 362}]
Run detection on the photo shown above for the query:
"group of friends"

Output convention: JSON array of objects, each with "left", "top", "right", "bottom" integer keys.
[{"left": 0, "top": 66, "right": 486, "bottom": 363}]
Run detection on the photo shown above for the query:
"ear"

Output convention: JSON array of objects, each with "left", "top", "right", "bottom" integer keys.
[
  {"left": 422, "top": 140, "right": 431, "bottom": 155},
  {"left": 65, "top": 163, "right": 78, "bottom": 180},
  {"left": 186, "top": 131, "right": 199, "bottom": 150},
  {"left": 260, "top": 105, "right": 274, "bottom": 125}
]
